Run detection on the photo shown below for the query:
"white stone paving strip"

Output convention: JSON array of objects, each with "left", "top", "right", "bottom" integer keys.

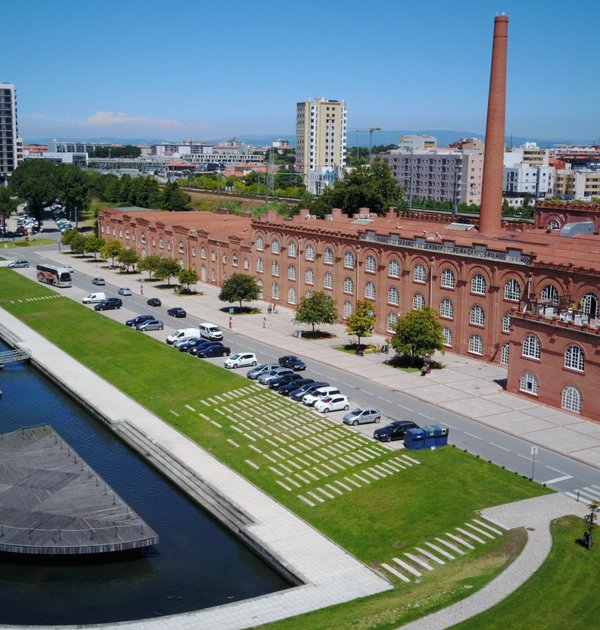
[
  {"left": 472, "top": 518, "right": 504, "bottom": 536},
  {"left": 415, "top": 546, "right": 446, "bottom": 565},
  {"left": 435, "top": 537, "right": 465, "bottom": 556},
  {"left": 246, "top": 460, "right": 260, "bottom": 470},
  {"left": 184, "top": 404, "right": 196, "bottom": 412},
  {"left": 425, "top": 541, "right": 455, "bottom": 560},
  {"left": 226, "top": 439, "right": 240, "bottom": 448},
  {"left": 210, "top": 420, "right": 222, "bottom": 428},
  {"left": 169, "top": 410, "right": 180, "bottom": 417},
  {"left": 455, "top": 527, "right": 486, "bottom": 544},
  {"left": 402, "top": 454, "right": 421, "bottom": 465},
  {"left": 404, "top": 552, "right": 434, "bottom": 572},
  {"left": 381, "top": 563, "right": 411, "bottom": 582},
  {"left": 298, "top": 495, "right": 315, "bottom": 507},
  {"left": 393, "top": 557, "right": 422, "bottom": 578},
  {"left": 464, "top": 522, "right": 496, "bottom": 539},
  {"left": 446, "top": 532, "right": 475, "bottom": 550}
]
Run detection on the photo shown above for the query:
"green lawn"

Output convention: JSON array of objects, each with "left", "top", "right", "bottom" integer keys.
[{"left": 0, "top": 269, "right": 554, "bottom": 626}]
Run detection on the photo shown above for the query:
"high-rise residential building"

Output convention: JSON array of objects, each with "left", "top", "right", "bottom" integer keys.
[
  {"left": 0, "top": 83, "right": 20, "bottom": 183},
  {"left": 296, "top": 97, "right": 347, "bottom": 195}
]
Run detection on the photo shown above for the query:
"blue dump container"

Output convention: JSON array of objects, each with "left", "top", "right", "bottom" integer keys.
[
  {"left": 404, "top": 427, "right": 426, "bottom": 450},
  {"left": 432, "top": 424, "right": 449, "bottom": 446},
  {"left": 423, "top": 426, "right": 437, "bottom": 449}
]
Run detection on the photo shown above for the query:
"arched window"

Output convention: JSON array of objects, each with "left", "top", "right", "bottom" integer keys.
[
  {"left": 413, "top": 292, "right": 425, "bottom": 310},
  {"left": 222, "top": 254, "right": 227, "bottom": 264},
  {"left": 501, "top": 343, "right": 510, "bottom": 365},
  {"left": 211, "top": 250, "right": 216, "bottom": 262},
  {"left": 271, "top": 282, "right": 279, "bottom": 299},
  {"left": 413, "top": 263, "right": 426, "bottom": 283},
  {"left": 243, "top": 259, "right": 249, "bottom": 270},
  {"left": 191, "top": 248, "right": 196, "bottom": 258},
  {"left": 440, "top": 298, "right": 453, "bottom": 319},
  {"left": 255, "top": 236, "right": 264, "bottom": 251},
  {"left": 271, "top": 239, "right": 280, "bottom": 254},
  {"left": 471, "top": 273, "right": 487, "bottom": 295},
  {"left": 201, "top": 265, "right": 207, "bottom": 282},
  {"left": 388, "top": 258, "right": 400, "bottom": 278},
  {"left": 504, "top": 278, "right": 521, "bottom": 301},
  {"left": 305, "top": 244, "right": 315, "bottom": 261},
  {"left": 564, "top": 345, "right": 585, "bottom": 372},
  {"left": 178, "top": 241, "right": 185, "bottom": 253},
  {"left": 388, "top": 287, "right": 399, "bottom": 306},
  {"left": 324, "top": 247, "right": 334, "bottom": 264},
  {"left": 365, "top": 281, "right": 375, "bottom": 299},
  {"left": 200, "top": 246, "right": 206, "bottom": 259},
  {"left": 140, "top": 232, "right": 146, "bottom": 244},
  {"left": 323, "top": 272, "right": 333, "bottom": 289},
  {"left": 271, "top": 261, "right": 280, "bottom": 277},
  {"left": 167, "top": 242, "right": 172, "bottom": 251},
  {"left": 502, "top": 312, "right": 512, "bottom": 333},
  {"left": 522, "top": 334, "right": 541, "bottom": 359},
  {"left": 469, "top": 334, "right": 483, "bottom": 355},
  {"left": 305, "top": 268, "right": 314, "bottom": 285},
  {"left": 561, "top": 385, "right": 581, "bottom": 413},
  {"left": 581, "top": 292, "right": 599, "bottom": 318},
  {"left": 365, "top": 255, "right": 376, "bottom": 273},
  {"left": 256, "top": 257, "right": 264, "bottom": 273},
  {"left": 387, "top": 312, "right": 398, "bottom": 332},
  {"left": 344, "top": 250, "right": 355, "bottom": 268},
  {"left": 288, "top": 265, "right": 296, "bottom": 281},
  {"left": 343, "top": 277, "right": 354, "bottom": 294},
  {"left": 441, "top": 268, "right": 455, "bottom": 289},
  {"left": 470, "top": 305, "right": 485, "bottom": 326},
  {"left": 520, "top": 372, "right": 539, "bottom": 395},
  {"left": 540, "top": 284, "right": 559, "bottom": 305},
  {"left": 548, "top": 219, "right": 560, "bottom": 230},
  {"left": 343, "top": 301, "right": 353, "bottom": 318},
  {"left": 288, "top": 287, "right": 296, "bottom": 305},
  {"left": 288, "top": 240, "right": 297, "bottom": 257},
  {"left": 442, "top": 327, "right": 453, "bottom": 347},
  {"left": 232, "top": 254, "right": 238, "bottom": 267},
  {"left": 159, "top": 237, "right": 164, "bottom": 249}
]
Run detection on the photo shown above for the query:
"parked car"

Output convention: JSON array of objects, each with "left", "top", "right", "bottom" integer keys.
[
  {"left": 247, "top": 363, "right": 280, "bottom": 380},
  {"left": 290, "top": 381, "right": 329, "bottom": 401},
  {"left": 278, "top": 378, "right": 314, "bottom": 396},
  {"left": 343, "top": 407, "right": 381, "bottom": 426},
  {"left": 94, "top": 298, "right": 123, "bottom": 311},
  {"left": 126, "top": 314, "right": 154, "bottom": 327},
  {"left": 278, "top": 355, "right": 307, "bottom": 371},
  {"left": 92, "top": 277, "right": 105, "bottom": 286},
  {"left": 373, "top": 420, "right": 419, "bottom": 442},
  {"left": 258, "top": 367, "right": 293, "bottom": 385},
  {"left": 189, "top": 340, "right": 221, "bottom": 356},
  {"left": 314, "top": 395, "right": 350, "bottom": 413},
  {"left": 224, "top": 352, "right": 258, "bottom": 369},
  {"left": 136, "top": 319, "right": 164, "bottom": 331},
  {"left": 197, "top": 344, "right": 231, "bottom": 358},
  {"left": 173, "top": 337, "right": 202, "bottom": 351},
  {"left": 167, "top": 306, "right": 187, "bottom": 318},
  {"left": 117, "top": 287, "right": 132, "bottom": 296},
  {"left": 147, "top": 297, "right": 161, "bottom": 307},
  {"left": 65, "top": 265, "right": 74, "bottom": 273},
  {"left": 302, "top": 386, "right": 341, "bottom": 407},
  {"left": 268, "top": 372, "right": 303, "bottom": 390},
  {"left": 8, "top": 259, "right": 29, "bottom": 268}
]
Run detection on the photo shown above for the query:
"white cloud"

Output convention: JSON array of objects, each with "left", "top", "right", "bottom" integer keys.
[{"left": 81, "top": 111, "right": 184, "bottom": 129}]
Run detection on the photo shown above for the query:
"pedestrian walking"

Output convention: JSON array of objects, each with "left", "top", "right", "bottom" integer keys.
[
  {"left": 140, "top": 285, "right": 144, "bottom": 296},
  {"left": 229, "top": 316, "right": 232, "bottom": 329},
  {"left": 263, "top": 317, "right": 266, "bottom": 329}
]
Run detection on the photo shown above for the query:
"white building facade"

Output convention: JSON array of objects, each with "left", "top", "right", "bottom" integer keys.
[{"left": 0, "top": 83, "right": 21, "bottom": 182}]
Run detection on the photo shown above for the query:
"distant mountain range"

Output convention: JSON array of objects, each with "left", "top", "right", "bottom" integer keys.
[{"left": 27, "top": 130, "right": 588, "bottom": 149}]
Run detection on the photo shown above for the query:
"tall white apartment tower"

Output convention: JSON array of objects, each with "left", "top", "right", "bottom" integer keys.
[
  {"left": 296, "top": 97, "right": 346, "bottom": 195},
  {"left": 0, "top": 83, "right": 19, "bottom": 183}
]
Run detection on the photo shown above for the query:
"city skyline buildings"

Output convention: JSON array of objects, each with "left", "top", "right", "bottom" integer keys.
[{"left": 3, "top": 0, "right": 599, "bottom": 143}]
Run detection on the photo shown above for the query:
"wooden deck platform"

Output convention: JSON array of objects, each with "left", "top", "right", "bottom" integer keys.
[{"left": 0, "top": 426, "right": 159, "bottom": 555}]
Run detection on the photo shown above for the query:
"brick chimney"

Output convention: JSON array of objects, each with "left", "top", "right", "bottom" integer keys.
[{"left": 479, "top": 14, "right": 508, "bottom": 236}]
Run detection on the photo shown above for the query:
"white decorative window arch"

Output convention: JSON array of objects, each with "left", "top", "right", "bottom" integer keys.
[
  {"left": 271, "top": 261, "right": 280, "bottom": 277},
  {"left": 365, "top": 255, "right": 376, "bottom": 273},
  {"left": 387, "top": 312, "right": 398, "bottom": 332},
  {"left": 255, "top": 236, "right": 264, "bottom": 251},
  {"left": 324, "top": 272, "right": 333, "bottom": 289},
  {"left": 469, "top": 334, "right": 483, "bottom": 356},
  {"left": 324, "top": 248, "right": 334, "bottom": 264},
  {"left": 388, "top": 287, "right": 399, "bottom": 306},
  {"left": 271, "top": 239, "right": 280, "bottom": 254},
  {"left": 413, "top": 292, "right": 425, "bottom": 310},
  {"left": 271, "top": 282, "right": 279, "bottom": 299},
  {"left": 305, "top": 244, "right": 315, "bottom": 261},
  {"left": 520, "top": 371, "right": 538, "bottom": 395},
  {"left": 501, "top": 343, "right": 510, "bottom": 365},
  {"left": 413, "top": 263, "right": 426, "bottom": 283},
  {"left": 305, "top": 268, "right": 314, "bottom": 285},
  {"left": 522, "top": 334, "right": 541, "bottom": 359},
  {"left": 288, "top": 240, "right": 297, "bottom": 257},
  {"left": 344, "top": 250, "right": 355, "bottom": 269},
  {"left": 541, "top": 284, "right": 559, "bottom": 305},
  {"left": 288, "top": 287, "right": 296, "bottom": 305},
  {"left": 343, "top": 301, "right": 353, "bottom": 318},
  {"left": 471, "top": 273, "right": 487, "bottom": 295},
  {"left": 504, "top": 278, "right": 521, "bottom": 301},
  {"left": 564, "top": 345, "right": 585, "bottom": 372},
  {"left": 561, "top": 385, "right": 581, "bottom": 413},
  {"left": 344, "top": 277, "right": 354, "bottom": 294},
  {"left": 365, "top": 281, "right": 375, "bottom": 299},
  {"left": 442, "top": 327, "right": 453, "bottom": 347},
  {"left": 470, "top": 305, "right": 485, "bottom": 326},
  {"left": 388, "top": 258, "right": 400, "bottom": 278},
  {"left": 440, "top": 298, "right": 453, "bottom": 319},
  {"left": 441, "top": 268, "right": 455, "bottom": 289}
]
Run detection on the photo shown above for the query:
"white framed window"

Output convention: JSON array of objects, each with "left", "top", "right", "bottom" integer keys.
[
  {"left": 222, "top": 254, "right": 227, "bottom": 264},
  {"left": 271, "top": 239, "right": 280, "bottom": 254},
  {"left": 201, "top": 265, "right": 207, "bottom": 282},
  {"left": 344, "top": 250, "right": 355, "bottom": 269},
  {"left": 522, "top": 334, "right": 541, "bottom": 360},
  {"left": 504, "top": 278, "right": 521, "bottom": 301},
  {"left": 365, "top": 281, "right": 375, "bottom": 299},
  {"left": 255, "top": 236, "right": 264, "bottom": 251},
  {"left": 256, "top": 278, "right": 263, "bottom": 298},
  {"left": 548, "top": 219, "right": 561, "bottom": 230},
  {"left": 501, "top": 343, "right": 510, "bottom": 365},
  {"left": 305, "top": 244, "right": 315, "bottom": 261},
  {"left": 324, "top": 272, "right": 333, "bottom": 289},
  {"left": 442, "top": 327, "right": 453, "bottom": 347},
  {"left": 387, "top": 312, "right": 398, "bottom": 332},
  {"left": 441, "top": 268, "right": 455, "bottom": 289},
  {"left": 440, "top": 298, "right": 453, "bottom": 319},
  {"left": 243, "top": 259, "right": 249, "bottom": 270},
  {"left": 471, "top": 273, "right": 487, "bottom": 295},
  {"left": 288, "top": 240, "right": 297, "bottom": 257},
  {"left": 388, "top": 286, "right": 399, "bottom": 306},
  {"left": 564, "top": 345, "right": 585, "bottom": 372},
  {"left": 178, "top": 241, "right": 185, "bottom": 254},
  {"left": 192, "top": 247, "right": 196, "bottom": 258},
  {"left": 469, "top": 334, "right": 483, "bottom": 356},
  {"left": 470, "top": 305, "right": 485, "bottom": 326},
  {"left": 288, "top": 265, "right": 296, "bottom": 280},
  {"left": 305, "top": 268, "right": 314, "bottom": 285},
  {"left": 413, "top": 292, "right": 425, "bottom": 310},
  {"left": 388, "top": 258, "right": 400, "bottom": 278},
  {"left": 413, "top": 263, "right": 426, "bottom": 283},
  {"left": 540, "top": 284, "right": 559, "bottom": 305},
  {"left": 211, "top": 250, "right": 216, "bottom": 262},
  {"left": 343, "top": 301, "right": 353, "bottom": 318},
  {"left": 159, "top": 237, "right": 164, "bottom": 249},
  {"left": 561, "top": 385, "right": 581, "bottom": 413},
  {"left": 200, "top": 246, "right": 206, "bottom": 259},
  {"left": 168, "top": 242, "right": 172, "bottom": 251},
  {"left": 232, "top": 254, "right": 238, "bottom": 267},
  {"left": 344, "top": 277, "right": 354, "bottom": 294},
  {"left": 140, "top": 232, "right": 146, "bottom": 244},
  {"left": 519, "top": 371, "right": 538, "bottom": 395},
  {"left": 581, "top": 292, "right": 599, "bottom": 318},
  {"left": 365, "top": 255, "right": 376, "bottom": 273},
  {"left": 324, "top": 247, "right": 334, "bottom": 264},
  {"left": 256, "top": 257, "right": 264, "bottom": 273},
  {"left": 272, "top": 261, "right": 280, "bottom": 277},
  {"left": 271, "top": 282, "right": 279, "bottom": 299},
  {"left": 288, "top": 287, "right": 296, "bottom": 305},
  {"left": 502, "top": 312, "right": 512, "bottom": 333}
]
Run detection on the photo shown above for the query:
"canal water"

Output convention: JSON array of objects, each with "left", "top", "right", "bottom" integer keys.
[{"left": 0, "top": 342, "right": 290, "bottom": 625}]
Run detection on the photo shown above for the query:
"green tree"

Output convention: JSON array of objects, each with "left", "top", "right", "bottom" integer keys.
[
  {"left": 118, "top": 248, "right": 139, "bottom": 272},
  {"left": 390, "top": 306, "right": 445, "bottom": 366},
  {"left": 61, "top": 228, "right": 80, "bottom": 250},
  {"left": 160, "top": 181, "right": 190, "bottom": 210},
  {"left": 156, "top": 258, "right": 181, "bottom": 286},
  {"left": 345, "top": 300, "right": 376, "bottom": 346},
  {"left": 178, "top": 268, "right": 198, "bottom": 292},
  {"left": 100, "top": 174, "right": 121, "bottom": 202},
  {"left": 138, "top": 254, "right": 162, "bottom": 279},
  {"left": 140, "top": 177, "right": 161, "bottom": 208},
  {"left": 8, "top": 159, "right": 59, "bottom": 223},
  {"left": 119, "top": 174, "right": 133, "bottom": 202},
  {"left": 101, "top": 239, "right": 123, "bottom": 268},
  {"left": 274, "top": 171, "right": 303, "bottom": 190},
  {"left": 56, "top": 164, "right": 92, "bottom": 227},
  {"left": 0, "top": 188, "right": 21, "bottom": 222},
  {"left": 84, "top": 235, "right": 104, "bottom": 260},
  {"left": 218, "top": 273, "right": 260, "bottom": 308},
  {"left": 294, "top": 291, "right": 337, "bottom": 333},
  {"left": 70, "top": 233, "right": 88, "bottom": 255}
]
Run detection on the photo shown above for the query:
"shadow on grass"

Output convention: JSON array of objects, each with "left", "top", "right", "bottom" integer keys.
[{"left": 299, "top": 330, "right": 336, "bottom": 340}]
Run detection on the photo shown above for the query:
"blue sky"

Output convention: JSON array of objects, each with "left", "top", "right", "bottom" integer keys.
[{"left": 3, "top": 0, "right": 599, "bottom": 143}]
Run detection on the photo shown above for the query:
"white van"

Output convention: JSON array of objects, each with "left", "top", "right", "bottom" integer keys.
[
  {"left": 198, "top": 322, "right": 223, "bottom": 341},
  {"left": 302, "top": 386, "right": 341, "bottom": 407},
  {"left": 82, "top": 292, "right": 106, "bottom": 304},
  {"left": 166, "top": 328, "right": 199, "bottom": 345}
]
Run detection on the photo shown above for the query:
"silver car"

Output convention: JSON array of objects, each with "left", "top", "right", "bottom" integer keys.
[
  {"left": 258, "top": 367, "right": 293, "bottom": 385},
  {"left": 136, "top": 319, "right": 164, "bottom": 331},
  {"left": 343, "top": 407, "right": 381, "bottom": 426}
]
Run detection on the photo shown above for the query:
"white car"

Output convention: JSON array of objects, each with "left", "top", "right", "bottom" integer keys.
[
  {"left": 314, "top": 395, "right": 350, "bottom": 413},
  {"left": 302, "top": 386, "right": 341, "bottom": 407},
  {"left": 224, "top": 352, "right": 258, "bottom": 369}
]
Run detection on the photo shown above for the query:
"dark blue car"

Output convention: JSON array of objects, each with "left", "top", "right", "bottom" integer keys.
[
  {"left": 290, "top": 381, "right": 329, "bottom": 402},
  {"left": 197, "top": 344, "right": 231, "bottom": 358},
  {"left": 278, "top": 355, "right": 307, "bottom": 371},
  {"left": 269, "top": 373, "right": 304, "bottom": 390},
  {"left": 279, "top": 378, "right": 314, "bottom": 396}
]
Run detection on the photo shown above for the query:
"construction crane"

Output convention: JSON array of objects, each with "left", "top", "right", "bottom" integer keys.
[{"left": 350, "top": 127, "right": 382, "bottom": 154}]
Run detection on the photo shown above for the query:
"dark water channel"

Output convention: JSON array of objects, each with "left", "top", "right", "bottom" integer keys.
[{"left": 0, "top": 342, "right": 289, "bottom": 625}]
